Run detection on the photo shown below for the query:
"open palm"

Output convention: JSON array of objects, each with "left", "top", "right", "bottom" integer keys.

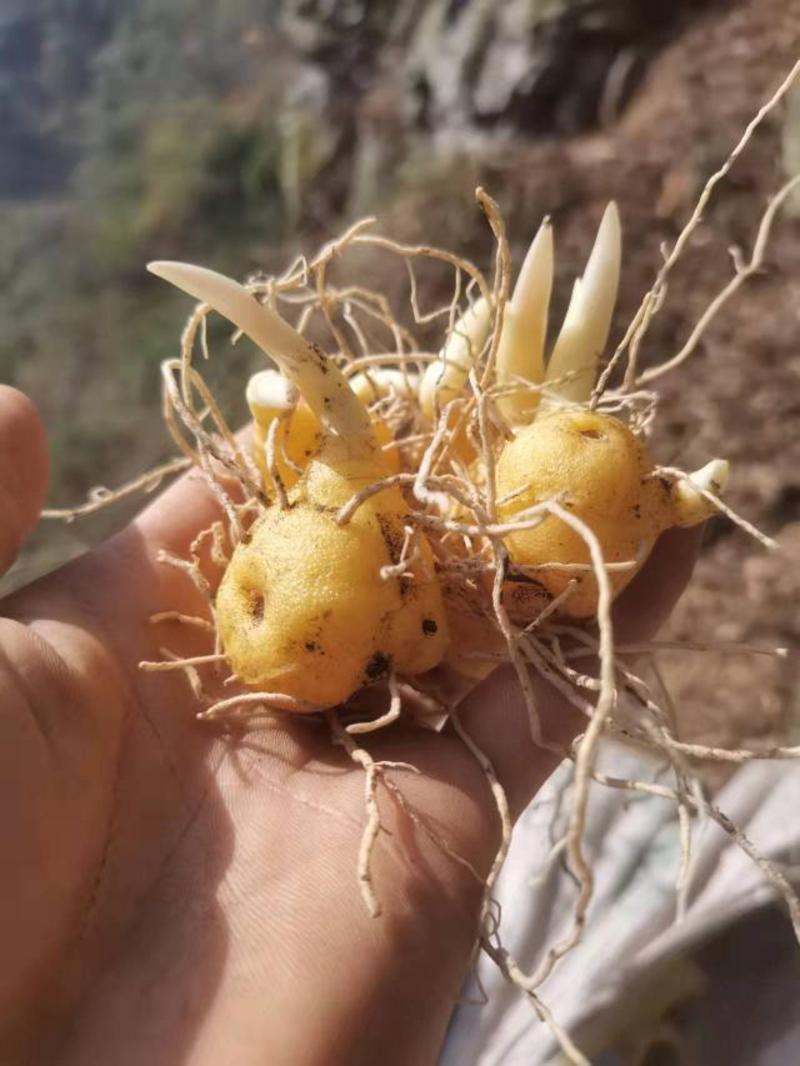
[{"left": 0, "top": 386, "right": 700, "bottom": 1065}]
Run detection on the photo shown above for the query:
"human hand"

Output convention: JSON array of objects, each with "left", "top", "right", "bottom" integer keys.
[{"left": 0, "top": 385, "right": 700, "bottom": 1065}]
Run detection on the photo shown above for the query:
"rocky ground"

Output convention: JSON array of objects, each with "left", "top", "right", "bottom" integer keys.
[
  {"left": 6, "top": 0, "right": 798, "bottom": 753},
  {"left": 399, "top": 0, "right": 800, "bottom": 755},
  {"left": 565, "top": 0, "right": 800, "bottom": 754},
  {"left": 312, "top": 0, "right": 800, "bottom": 755}
]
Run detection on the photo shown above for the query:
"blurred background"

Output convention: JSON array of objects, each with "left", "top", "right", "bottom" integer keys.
[{"left": 1, "top": 0, "right": 798, "bottom": 750}]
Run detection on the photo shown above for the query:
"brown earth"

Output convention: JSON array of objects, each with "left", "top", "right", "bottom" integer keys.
[
  {"left": 9, "top": 0, "right": 798, "bottom": 753},
  {"left": 356, "top": 0, "right": 800, "bottom": 755}
]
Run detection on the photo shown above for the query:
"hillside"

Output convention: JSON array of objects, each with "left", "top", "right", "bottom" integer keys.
[{"left": 1, "top": 0, "right": 798, "bottom": 746}]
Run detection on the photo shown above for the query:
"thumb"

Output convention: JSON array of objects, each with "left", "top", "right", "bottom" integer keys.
[
  {"left": 0, "top": 387, "right": 49, "bottom": 576},
  {"left": 452, "top": 524, "right": 704, "bottom": 819}
]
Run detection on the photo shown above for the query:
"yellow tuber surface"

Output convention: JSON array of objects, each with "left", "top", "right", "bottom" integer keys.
[
  {"left": 119, "top": 142, "right": 798, "bottom": 990},
  {"left": 217, "top": 458, "right": 447, "bottom": 709},
  {"left": 148, "top": 196, "right": 733, "bottom": 712},
  {"left": 247, "top": 369, "right": 400, "bottom": 493},
  {"left": 496, "top": 407, "right": 717, "bottom": 618},
  {"left": 149, "top": 260, "right": 448, "bottom": 711}
]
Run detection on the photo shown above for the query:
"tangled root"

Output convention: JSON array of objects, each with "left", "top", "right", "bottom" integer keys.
[{"left": 47, "top": 56, "right": 800, "bottom": 1065}]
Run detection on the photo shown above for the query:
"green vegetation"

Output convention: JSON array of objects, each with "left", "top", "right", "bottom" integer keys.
[
  {"left": 1, "top": 0, "right": 286, "bottom": 518},
  {"left": 0, "top": 0, "right": 716, "bottom": 564}
]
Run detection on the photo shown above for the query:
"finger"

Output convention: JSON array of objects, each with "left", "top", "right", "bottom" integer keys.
[
  {"left": 454, "top": 665, "right": 584, "bottom": 820},
  {"left": 454, "top": 524, "right": 704, "bottom": 818},
  {"left": 0, "top": 387, "right": 49, "bottom": 576},
  {"left": 88, "top": 434, "right": 253, "bottom": 630},
  {"left": 132, "top": 465, "right": 226, "bottom": 558},
  {"left": 80, "top": 465, "right": 230, "bottom": 637},
  {"left": 130, "top": 424, "right": 254, "bottom": 557},
  {"left": 612, "top": 522, "right": 704, "bottom": 643},
  {"left": 5, "top": 431, "right": 252, "bottom": 672}
]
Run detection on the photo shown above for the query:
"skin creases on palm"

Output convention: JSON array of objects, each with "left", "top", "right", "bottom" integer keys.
[{"left": 0, "top": 386, "right": 699, "bottom": 1064}]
